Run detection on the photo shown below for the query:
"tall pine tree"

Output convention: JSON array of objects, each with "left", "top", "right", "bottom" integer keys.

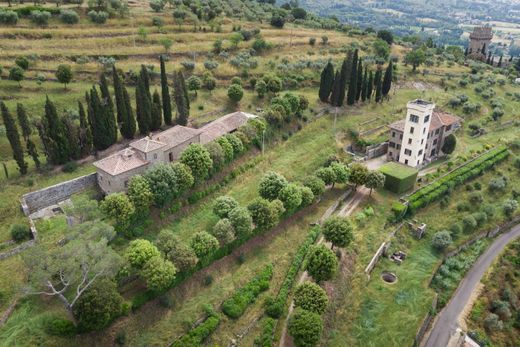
[
  {"left": 355, "top": 59, "right": 363, "bottom": 102},
  {"left": 382, "top": 61, "right": 393, "bottom": 99},
  {"left": 374, "top": 69, "right": 383, "bottom": 103},
  {"left": 174, "top": 70, "right": 190, "bottom": 126},
  {"left": 1, "top": 102, "right": 27, "bottom": 174},
  {"left": 151, "top": 90, "right": 163, "bottom": 131},
  {"left": 135, "top": 65, "right": 152, "bottom": 134},
  {"left": 318, "top": 61, "right": 335, "bottom": 103},
  {"left": 78, "top": 101, "right": 93, "bottom": 157},
  {"left": 160, "top": 55, "right": 173, "bottom": 125},
  {"left": 16, "top": 103, "right": 40, "bottom": 169},
  {"left": 346, "top": 49, "right": 358, "bottom": 105}
]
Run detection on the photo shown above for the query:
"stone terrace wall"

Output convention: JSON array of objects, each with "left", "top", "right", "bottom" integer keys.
[{"left": 20, "top": 173, "right": 98, "bottom": 216}]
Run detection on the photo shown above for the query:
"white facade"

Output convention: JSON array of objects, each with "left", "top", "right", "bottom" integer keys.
[{"left": 398, "top": 100, "right": 435, "bottom": 168}]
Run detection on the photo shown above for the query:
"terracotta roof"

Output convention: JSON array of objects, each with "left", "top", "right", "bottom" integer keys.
[
  {"left": 154, "top": 125, "right": 201, "bottom": 149},
  {"left": 93, "top": 148, "right": 148, "bottom": 176},
  {"left": 129, "top": 137, "right": 166, "bottom": 153},
  {"left": 199, "top": 111, "right": 257, "bottom": 144},
  {"left": 130, "top": 126, "right": 201, "bottom": 153},
  {"left": 388, "top": 110, "right": 461, "bottom": 133}
]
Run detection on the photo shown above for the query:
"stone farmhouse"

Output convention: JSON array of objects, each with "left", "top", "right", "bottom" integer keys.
[
  {"left": 94, "top": 111, "right": 257, "bottom": 194},
  {"left": 386, "top": 99, "right": 462, "bottom": 168},
  {"left": 468, "top": 26, "right": 493, "bottom": 60}
]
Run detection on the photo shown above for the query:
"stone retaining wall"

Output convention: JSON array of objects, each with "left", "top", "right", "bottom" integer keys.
[{"left": 20, "top": 173, "right": 98, "bottom": 216}]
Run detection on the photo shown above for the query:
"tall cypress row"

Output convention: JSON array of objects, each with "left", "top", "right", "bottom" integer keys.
[
  {"left": 318, "top": 61, "right": 335, "bottom": 103},
  {"left": 16, "top": 103, "right": 40, "bottom": 169},
  {"left": 122, "top": 86, "right": 136, "bottom": 138},
  {"left": 151, "top": 89, "right": 163, "bottom": 131},
  {"left": 1, "top": 102, "right": 27, "bottom": 174},
  {"left": 160, "top": 55, "right": 173, "bottom": 125},
  {"left": 329, "top": 71, "right": 343, "bottom": 107},
  {"left": 88, "top": 86, "right": 115, "bottom": 150},
  {"left": 338, "top": 58, "right": 348, "bottom": 105},
  {"left": 136, "top": 65, "right": 152, "bottom": 134},
  {"left": 355, "top": 59, "right": 363, "bottom": 102},
  {"left": 78, "top": 101, "right": 93, "bottom": 157},
  {"left": 112, "top": 66, "right": 126, "bottom": 125},
  {"left": 361, "top": 68, "right": 368, "bottom": 102},
  {"left": 99, "top": 73, "right": 117, "bottom": 144},
  {"left": 374, "top": 69, "right": 383, "bottom": 103},
  {"left": 382, "top": 61, "right": 393, "bottom": 98},
  {"left": 346, "top": 49, "right": 358, "bottom": 105},
  {"left": 39, "top": 97, "right": 70, "bottom": 164},
  {"left": 62, "top": 115, "right": 81, "bottom": 160},
  {"left": 367, "top": 71, "right": 374, "bottom": 101},
  {"left": 174, "top": 71, "right": 190, "bottom": 126}
]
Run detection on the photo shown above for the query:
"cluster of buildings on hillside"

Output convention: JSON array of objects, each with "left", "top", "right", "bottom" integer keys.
[{"left": 93, "top": 111, "right": 256, "bottom": 194}]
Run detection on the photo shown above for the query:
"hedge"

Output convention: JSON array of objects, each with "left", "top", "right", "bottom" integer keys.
[
  {"left": 222, "top": 264, "right": 273, "bottom": 319},
  {"left": 406, "top": 146, "right": 509, "bottom": 214},
  {"left": 379, "top": 162, "right": 418, "bottom": 194},
  {"left": 171, "top": 312, "right": 220, "bottom": 347},
  {"left": 11, "top": 6, "right": 61, "bottom": 16},
  {"left": 254, "top": 317, "right": 276, "bottom": 347},
  {"left": 265, "top": 226, "right": 321, "bottom": 318}
]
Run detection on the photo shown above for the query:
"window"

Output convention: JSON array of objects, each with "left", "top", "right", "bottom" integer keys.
[
  {"left": 124, "top": 180, "right": 128, "bottom": 188},
  {"left": 424, "top": 115, "right": 430, "bottom": 123},
  {"left": 405, "top": 159, "right": 409, "bottom": 165},
  {"left": 410, "top": 127, "right": 415, "bottom": 134},
  {"left": 389, "top": 151, "right": 393, "bottom": 157},
  {"left": 169, "top": 152, "right": 174, "bottom": 162},
  {"left": 417, "top": 160, "right": 420, "bottom": 165},
  {"left": 408, "top": 138, "right": 412, "bottom": 145},
  {"left": 399, "top": 134, "right": 403, "bottom": 140},
  {"left": 409, "top": 114, "right": 419, "bottom": 123},
  {"left": 154, "top": 153, "right": 158, "bottom": 159},
  {"left": 397, "top": 144, "right": 401, "bottom": 150},
  {"left": 421, "top": 139, "right": 424, "bottom": 145},
  {"left": 435, "top": 129, "right": 440, "bottom": 135},
  {"left": 392, "top": 131, "right": 396, "bottom": 137},
  {"left": 446, "top": 125, "right": 452, "bottom": 131},
  {"left": 423, "top": 128, "right": 426, "bottom": 134},
  {"left": 433, "top": 139, "right": 438, "bottom": 145},
  {"left": 404, "top": 149, "right": 412, "bottom": 155},
  {"left": 389, "top": 142, "right": 395, "bottom": 148},
  {"left": 418, "top": 149, "right": 423, "bottom": 155}
]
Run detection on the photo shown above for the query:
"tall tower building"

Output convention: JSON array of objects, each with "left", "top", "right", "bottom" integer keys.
[{"left": 398, "top": 99, "right": 435, "bottom": 168}]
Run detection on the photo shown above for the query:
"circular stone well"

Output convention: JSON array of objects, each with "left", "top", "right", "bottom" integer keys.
[{"left": 381, "top": 271, "right": 398, "bottom": 284}]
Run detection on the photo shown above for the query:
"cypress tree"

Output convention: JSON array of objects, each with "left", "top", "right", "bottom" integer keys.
[
  {"left": 39, "top": 96, "right": 70, "bottom": 164},
  {"left": 329, "top": 71, "right": 343, "bottom": 107},
  {"left": 135, "top": 65, "right": 152, "bottom": 134},
  {"left": 355, "top": 59, "right": 363, "bottom": 102},
  {"left": 174, "top": 71, "right": 190, "bottom": 126},
  {"left": 346, "top": 50, "right": 358, "bottom": 105},
  {"left": 99, "top": 73, "right": 117, "bottom": 144},
  {"left": 122, "top": 86, "right": 136, "bottom": 138},
  {"left": 361, "top": 68, "right": 368, "bottom": 102},
  {"left": 318, "top": 61, "right": 335, "bottom": 103},
  {"left": 498, "top": 55, "right": 503, "bottom": 67},
  {"left": 374, "top": 69, "right": 383, "bottom": 103},
  {"left": 367, "top": 71, "right": 374, "bottom": 101},
  {"left": 160, "top": 55, "right": 173, "bottom": 125},
  {"left": 464, "top": 46, "right": 468, "bottom": 56},
  {"left": 1, "top": 102, "right": 27, "bottom": 174},
  {"left": 151, "top": 90, "right": 163, "bottom": 131},
  {"left": 16, "top": 103, "right": 40, "bottom": 169},
  {"left": 88, "top": 86, "right": 115, "bottom": 150},
  {"left": 62, "top": 115, "right": 81, "bottom": 160},
  {"left": 112, "top": 66, "right": 126, "bottom": 125},
  {"left": 382, "top": 61, "right": 393, "bottom": 98},
  {"left": 78, "top": 101, "right": 93, "bottom": 157},
  {"left": 338, "top": 58, "right": 348, "bottom": 104}
]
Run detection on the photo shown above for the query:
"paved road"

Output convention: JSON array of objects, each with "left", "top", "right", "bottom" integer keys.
[{"left": 423, "top": 223, "right": 520, "bottom": 347}]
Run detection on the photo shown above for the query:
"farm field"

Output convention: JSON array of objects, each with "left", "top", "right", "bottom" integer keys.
[{"left": 0, "top": 0, "right": 520, "bottom": 346}]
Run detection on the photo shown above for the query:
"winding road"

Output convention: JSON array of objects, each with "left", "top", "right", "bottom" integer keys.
[{"left": 423, "top": 223, "right": 520, "bottom": 347}]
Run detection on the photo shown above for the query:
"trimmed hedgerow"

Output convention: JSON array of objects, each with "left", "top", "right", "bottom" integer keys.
[
  {"left": 254, "top": 317, "right": 276, "bottom": 347},
  {"left": 407, "top": 146, "right": 509, "bottom": 214},
  {"left": 222, "top": 264, "right": 273, "bottom": 319},
  {"left": 265, "top": 226, "right": 321, "bottom": 318},
  {"left": 171, "top": 308, "right": 220, "bottom": 347}
]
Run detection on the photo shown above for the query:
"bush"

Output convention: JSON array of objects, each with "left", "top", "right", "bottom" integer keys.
[
  {"left": 10, "top": 224, "right": 31, "bottom": 242},
  {"left": 0, "top": 10, "right": 19, "bottom": 25},
  {"left": 190, "top": 231, "right": 219, "bottom": 258},
  {"left": 431, "top": 230, "right": 452, "bottom": 250},
  {"left": 88, "top": 10, "right": 108, "bottom": 24},
  {"left": 222, "top": 264, "right": 273, "bottom": 318},
  {"left": 278, "top": 183, "right": 303, "bottom": 211},
  {"left": 288, "top": 308, "right": 323, "bottom": 347},
  {"left": 62, "top": 161, "right": 78, "bottom": 172},
  {"left": 489, "top": 176, "right": 507, "bottom": 192},
  {"left": 322, "top": 216, "right": 353, "bottom": 249},
  {"left": 228, "top": 206, "right": 253, "bottom": 238},
  {"left": 141, "top": 255, "right": 176, "bottom": 292},
  {"left": 502, "top": 199, "right": 518, "bottom": 217},
  {"left": 15, "top": 56, "right": 29, "bottom": 70},
  {"left": 469, "top": 191, "right": 484, "bottom": 205},
  {"left": 30, "top": 10, "right": 51, "bottom": 26},
  {"left": 306, "top": 244, "right": 338, "bottom": 283},
  {"left": 171, "top": 309, "right": 220, "bottom": 347},
  {"left": 60, "top": 10, "right": 79, "bottom": 24},
  {"left": 293, "top": 282, "right": 328, "bottom": 314},
  {"left": 462, "top": 215, "right": 478, "bottom": 233},
  {"left": 255, "top": 317, "right": 276, "bottom": 347},
  {"left": 227, "top": 84, "right": 244, "bottom": 102},
  {"left": 212, "top": 218, "right": 235, "bottom": 245},
  {"left": 484, "top": 313, "right": 503, "bottom": 332},
  {"left": 259, "top": 171, "right": 288, "bottom": 200},
  {"left": 125, "top": 239, "right": 161, "bottom": 269},
  {"left": 73, "top": 279, "right": 123, "bottom": 332},
  {"left": 45, "top": 318, "right": 76, "bottom": 337},
  {"left": 213, "top": 195, "right": 239, "bottom": 218}
]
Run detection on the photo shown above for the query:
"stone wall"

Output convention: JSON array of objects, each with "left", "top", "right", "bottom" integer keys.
[{"left": 21, "top": 173, "right": 98, "bottom": 216}]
